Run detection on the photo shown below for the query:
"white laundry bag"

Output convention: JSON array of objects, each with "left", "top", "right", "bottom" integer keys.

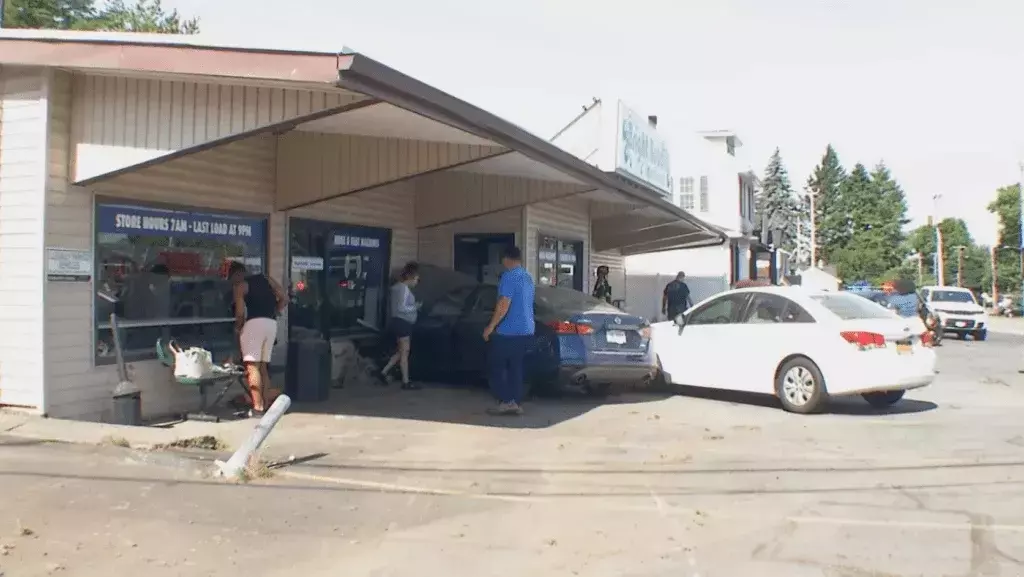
[{"left": 169, "top": 341, "right": 215, "bottom": 380}]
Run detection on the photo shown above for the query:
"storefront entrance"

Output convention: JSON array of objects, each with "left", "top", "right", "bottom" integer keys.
[
  {"left": 288, "top": 218, "right": 392, "bottom": 339},
  {"left": 453, "top": 233, "right": 515, "bottom": 284}
]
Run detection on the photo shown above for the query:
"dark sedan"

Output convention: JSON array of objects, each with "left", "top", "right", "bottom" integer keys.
[{"left": 408, "top": 265, "right": 656, "bottom": 396}]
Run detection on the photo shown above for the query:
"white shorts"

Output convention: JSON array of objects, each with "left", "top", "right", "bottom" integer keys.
[{"left": 240, "top": 317, "right": 277, "bottom": 363}]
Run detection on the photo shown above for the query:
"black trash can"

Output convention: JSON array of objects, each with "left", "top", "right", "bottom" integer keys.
[
  {"left": 285, "top": 338, "right": 331, "bottom": 403},
  {"left": 112, "top": 381, "right": 142, "bottom": 426}
]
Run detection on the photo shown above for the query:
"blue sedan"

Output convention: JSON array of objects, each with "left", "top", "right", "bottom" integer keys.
[{"left": 408, "top": 266, "right": 656, "bottom": 396}]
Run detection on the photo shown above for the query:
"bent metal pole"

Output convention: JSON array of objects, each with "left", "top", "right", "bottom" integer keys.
[{"left": 216, "top": 394, "right": 292, "bottom": 480}]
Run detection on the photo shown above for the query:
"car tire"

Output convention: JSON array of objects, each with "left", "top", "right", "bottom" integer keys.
[
  {"left": 775, "top": 357, "right": 827, "bottom": 414},
  {"left": 862, "top": 390, "right": 905, "bottom": 408},
  {"left": 973, "top": 329, "right": 987, "bottom": 341},
  {"left": 651, "top": 355, "right": 670, "bottom": 390}
]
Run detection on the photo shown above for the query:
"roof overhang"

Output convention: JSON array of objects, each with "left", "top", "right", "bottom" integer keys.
[
  {"left": 0, "top": 30, "right": 725, "bottom": 249},
  {"left": 333, "top": 53, "right": 726, "bottom": 249}
]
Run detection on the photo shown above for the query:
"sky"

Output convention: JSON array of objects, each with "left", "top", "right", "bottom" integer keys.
[{"left": 161, "top": 0, "right": 1024, "bottom": 246}]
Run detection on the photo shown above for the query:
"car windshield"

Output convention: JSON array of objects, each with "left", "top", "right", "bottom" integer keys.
[
  {"left": 931, "top": 290, "right": 976, "bottom": 304},
  {"left": 410, "top": 264, "right": 479, "bottom": 307},
  {"left": 810, "top": 293, "right": 895, "bottom": 320},
  {"left": 535, "top": 285, "right": 619, "bottom": 314}
]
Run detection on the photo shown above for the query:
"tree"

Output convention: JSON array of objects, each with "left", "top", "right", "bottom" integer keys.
[
  {"left": 831, "top": 164, "right": 886, "bottom": 282},
  {"left": 805, "top": 145, "right": 847, "bottom": 266},
  {"left": 756, "top": 148, "right": 801, "bottom": 253},
  {"left": 904, "top": 219, "right": 987, "bottom": 289},
  {"left": 3, "top": 0, "right": 198, "bottom": 33},
  {"left": 868, "top": 162, "right": 910, "bottom": 269},
  {"left": 986, "top": 184, "right": 1023, "bottom": 293}
]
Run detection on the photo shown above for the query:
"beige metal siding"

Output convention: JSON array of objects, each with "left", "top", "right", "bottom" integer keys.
[
  {"left": 417, "top": 208, "right": 523, "bottom": 268},
  {"left": 525, "top": 198, "right": 592, "bottom": 292},
  {"left": 45, "top": 130, "right": 278, "bottom": 421},
  {"left": 276, "top": 131, "right": 507, "bottom": 210},
  {"left": 288, "top": 181, "right": 418, "bottom": 276},
  {"left": 0, "top": 66, "right": 47, "bottom": 410},
  {"left": 414, "top": 172, "right": 587, "bottom": 228},
  {"left": 70, "top": 73, "right": 365, "bottom": 182}
]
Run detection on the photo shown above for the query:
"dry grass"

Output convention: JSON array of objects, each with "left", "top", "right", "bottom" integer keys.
[
  {"left": 154, "top": 435, "right": 227, "bottom": 451},
  {"left": 234, "top": 452, "right": 275, "bottom": 483},
  {"left": 100, "top": 435, "right": 131, "bottom": 448}
]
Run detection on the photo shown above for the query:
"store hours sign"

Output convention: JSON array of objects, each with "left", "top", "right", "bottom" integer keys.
[{"left": 97, "top": 204, "right": 265, "bottom": 246}]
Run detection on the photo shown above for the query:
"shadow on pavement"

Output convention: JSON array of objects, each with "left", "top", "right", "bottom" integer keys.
[
  {"left": 287, "top": 382, "right": 672, "bottom": 429},
  {"left": 667, "top": 385, "right": 938, "bottom": 416}
]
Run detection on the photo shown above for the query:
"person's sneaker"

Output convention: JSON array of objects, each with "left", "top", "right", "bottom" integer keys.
[
  {"left": 248, "top": 408, "right": 266, "bottom": 419},
  {"left": 401, "top": 382, "right": 422, "bottom": 390},
  {"left": 486, "top": 401, "right": 523, "bottom": 416}
]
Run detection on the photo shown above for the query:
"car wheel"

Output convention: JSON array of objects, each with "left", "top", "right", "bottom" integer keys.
[
  {"left": 651, "top": 355, "right": 670, "bottom": 390},
  {"left": 775, "top": 357, "right": 827, "bottom": 414},
  {"left": 973, "top": 330, "right": 987, "bottom": 341},
  {"left": 957, "top": 332, "right": 966, "bottom": 340},
  {"left": 862, "top": 390, "right": 905, "bottom": 408}
]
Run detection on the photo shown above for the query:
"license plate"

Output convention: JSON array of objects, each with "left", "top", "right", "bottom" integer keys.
[
  {"left": 955, "top": 321, "right": 967, "bottom": 328},
  {"left": 605, "top": 330, "right": 627, "bottom": 344},
  {"left": 896, "top": 343, "right": 913, "bottom": 355}
]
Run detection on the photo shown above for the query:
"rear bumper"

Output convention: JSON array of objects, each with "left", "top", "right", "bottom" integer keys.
[
  {"left": 558, "top": 364, "right": 657, "bottom": 386},
  {"left": 825, "top": 348, "right": 938, "bottom": 396}
]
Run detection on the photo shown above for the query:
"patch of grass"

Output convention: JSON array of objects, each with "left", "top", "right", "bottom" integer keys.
[
  {"left": 101, "top": 435, "right": 131, "bottom": 448},
  {"left": 154, "top": 435, "right": 227, "bottom": 451}
]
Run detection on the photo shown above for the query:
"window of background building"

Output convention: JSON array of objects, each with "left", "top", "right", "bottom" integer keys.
[
  {"left": 678, "top": 177, "right": 695, "bottom": 210},
  {"left": 94, "top": 201, "right": 267, "bottom": 365},
  {"left": 288, "top": 218, "right": 391, "bottom": 340},
  {"left": 699, "top": 176, "right": 710, "bottom": 212}
]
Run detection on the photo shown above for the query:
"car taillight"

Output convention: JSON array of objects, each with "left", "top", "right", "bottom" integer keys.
[
  {"left": 640, "top": 326, "right": 651, "bottom": 339},
  {"left": 547, "top": 321, "right": 594, "bottom": 335},
  {"left": 920, "top": 331, "right": 934, "bottom": 347},
  {"left": 840, "top": 331, "right": 887, "bottom": 350}
]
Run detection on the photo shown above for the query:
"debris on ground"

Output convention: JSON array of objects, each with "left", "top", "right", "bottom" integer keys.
[
  {"left": 333, "top": 340, "right": 381, "bottom": 388},
  {"left": 153, "top": 436, "right": 227, "bottom": 451},
  {"left": 101, "top": 436, "right": 131, "bottom": 448}
]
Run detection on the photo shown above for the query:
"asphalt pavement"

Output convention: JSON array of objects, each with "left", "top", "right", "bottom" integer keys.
[{"left": 2, "top": 334, "right": 1023, "bottom": 576}]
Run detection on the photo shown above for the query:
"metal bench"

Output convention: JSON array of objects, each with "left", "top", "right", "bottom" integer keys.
[{"left": 155, "top": 338, "right": 249, "bottom": 422}]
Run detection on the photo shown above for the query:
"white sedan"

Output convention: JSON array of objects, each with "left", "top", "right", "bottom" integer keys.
[{"left": 651, "top": 286, "right": 937, "bottom": 414}]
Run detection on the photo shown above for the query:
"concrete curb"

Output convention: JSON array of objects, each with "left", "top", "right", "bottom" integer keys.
[{"left": 0, "top": 409, "right": 250, "bottom": 451}]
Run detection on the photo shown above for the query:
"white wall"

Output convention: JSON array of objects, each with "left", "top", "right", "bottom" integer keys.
[{"left": 0, "top": 66, "right": 48, "bottom": 411}]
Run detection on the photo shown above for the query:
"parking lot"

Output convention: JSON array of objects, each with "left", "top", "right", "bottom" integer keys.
[{"left": 3, "top": 332, "right": 1024, "bottom": 576}]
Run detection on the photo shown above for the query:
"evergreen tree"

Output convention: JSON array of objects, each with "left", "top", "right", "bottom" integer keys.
[
  {"left": 869, "top": 162, "right": 910, "bottom": 273},
  {"left": 805, "top": 144, "right": 847, "bottom": 265},
  {"left": 756, "top": 148, "right": 800, "bottom": 253},
  {"left": 832, "top": 163, "right": 888, "bottom": 282}
]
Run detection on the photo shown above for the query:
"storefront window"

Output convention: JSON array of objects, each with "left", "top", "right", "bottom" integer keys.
[
  {"left": 94, "top": 201, "right": 267, "bottom": 365},
  {"left": 288, "top": 218, "right": 391, "bottom": 339},
  {"left": 537, "top": 234, "right": 583, "bottom": 291}
]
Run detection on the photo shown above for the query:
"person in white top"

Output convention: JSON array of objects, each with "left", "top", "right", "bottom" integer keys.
[{"left": 380, "top": 262, "right": 422, "bottom": 390}]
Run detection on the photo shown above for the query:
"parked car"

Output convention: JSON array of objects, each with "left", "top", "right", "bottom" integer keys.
[
  {"left": 919, "top": 286, "right": 988, "bottom": 341},
  {"left": 651, "top": 286, "right": 936, "bottom": 414},
  {"left": 408, "top": 265, "right": 656, "bottom": 396}
]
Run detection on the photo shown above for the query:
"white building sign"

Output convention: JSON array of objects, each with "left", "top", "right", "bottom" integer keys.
[
  {"left": 46, "top": 247, "right": 92, "bottom": 282},
  {"left": 615, "top": 101, "right": 672, "bottom": 197}
]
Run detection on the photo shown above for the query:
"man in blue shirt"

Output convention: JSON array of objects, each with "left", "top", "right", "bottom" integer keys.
[{"left": 482, "top": 245, "right": 535, "bottom": 415}]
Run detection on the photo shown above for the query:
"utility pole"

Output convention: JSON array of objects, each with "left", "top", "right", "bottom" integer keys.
[
  {"left": 991, "top": 245, "right": 999, "bottom": 306},
  {"left": 1019, "top": 162, "right": 1024, "bottom": 315},
  {"left": 955, "top": 245, "right": 966, "bottom": 287},
  {"left": 932, "top": 194, "right": 945, "bottom": 286},
  {"left": 917, "top": 252, "right": 924, "bottom": 286},
  {"left": 808, "top": 191, "right": 817, "bottom": 268}
]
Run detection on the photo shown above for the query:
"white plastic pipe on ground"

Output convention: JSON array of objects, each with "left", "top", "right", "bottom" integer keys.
[{"left": 215, "top": 394, "right": 291, "bottom": 480}]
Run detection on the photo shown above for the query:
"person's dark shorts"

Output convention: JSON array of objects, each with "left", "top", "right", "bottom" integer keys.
[
  {"left": 667, "top": 306, "right": 684, "bottom": 319},
  {"left": 387, "top": 318, "right": 414, "bottom": 339}
]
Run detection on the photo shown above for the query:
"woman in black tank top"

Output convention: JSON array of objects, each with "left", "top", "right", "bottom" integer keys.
[{"left": 229, "top": 262, "right": 286, "bottom": 416}]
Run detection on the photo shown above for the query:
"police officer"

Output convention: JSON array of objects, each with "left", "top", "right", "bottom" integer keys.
[{"left": 662, "top": 271, "right": 693, "bottom": 321}]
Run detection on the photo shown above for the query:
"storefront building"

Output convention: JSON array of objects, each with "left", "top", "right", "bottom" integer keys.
[{"left": 0, "top": 30, "right": 723, "bottom": 421}]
